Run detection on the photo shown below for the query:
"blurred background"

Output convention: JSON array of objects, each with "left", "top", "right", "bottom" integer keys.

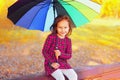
[{"left": 0, "top": 0, "right": 120, "bottom": 80}]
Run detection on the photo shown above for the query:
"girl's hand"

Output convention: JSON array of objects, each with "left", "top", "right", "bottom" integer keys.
[
  {"left": 51, "top": 62, "right": 60, "bottom": 69},
  {"left": 54, "top": 50, "right": 61, "bottom": 59}
]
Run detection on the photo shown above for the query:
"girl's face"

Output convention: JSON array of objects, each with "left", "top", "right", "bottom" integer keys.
[{"left": 56, "top": 19, "right": 69, "bottom": 38}]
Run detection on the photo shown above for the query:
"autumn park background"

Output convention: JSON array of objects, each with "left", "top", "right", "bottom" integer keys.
[{"left": 0, "top": 0, "right": 120, "bottom": 80}]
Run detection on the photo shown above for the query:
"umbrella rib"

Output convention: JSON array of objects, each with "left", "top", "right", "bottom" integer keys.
[
  {"left": 76, "top": 0, "right": 101, "bottom": 13},
  {"left": 60, "top": 0, "right": 90, "bottom": 21},
  {"left": 27, "top": 1, "right": 50, "bottom": 29},
  {"left": 59, "top": 0, "right": 90, "bottom": 27},
  {"left": 8, "top": 0, "right": 45, "bottom": 24},
  {"left": 8, "top": 0, "right": 99, "bottom": 31},
  {"left": 67, "top": 1, "right": 98, "bottom": 21},
  {"left": 54, "top": 0, "right": 76, "bottom": 27}
]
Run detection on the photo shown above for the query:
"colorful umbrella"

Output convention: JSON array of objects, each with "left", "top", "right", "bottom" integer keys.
[{"left": 7, "top": 0, "right": 100, "bottom": 31}]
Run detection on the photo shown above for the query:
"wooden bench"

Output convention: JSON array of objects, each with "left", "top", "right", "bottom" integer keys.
[{"left": 10, "top": 63, "right": 120, "bottom": 80}]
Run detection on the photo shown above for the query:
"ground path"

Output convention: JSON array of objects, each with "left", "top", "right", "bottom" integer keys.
[{"left": 10, "top": 63, "right": 120, "bottom": 80}]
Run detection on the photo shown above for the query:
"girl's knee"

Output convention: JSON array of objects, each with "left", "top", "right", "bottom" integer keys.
[
  {"left": 70, "top": 72, "right": 78, "bottom": 80},
  {"left": 68, "top": 70, "right": 78, "bottom": 80},
  {"left": 58, "top": 76, "right": 65, "bottom": 80},
  {"left": 51, "top": 69, "right": 65, "bottom": 80},
  {"left": 73, "top": 73, "right": 78, "bottom": 80},
  {"left": 52, "top": 74, "right": 65, "bottom": 80}
]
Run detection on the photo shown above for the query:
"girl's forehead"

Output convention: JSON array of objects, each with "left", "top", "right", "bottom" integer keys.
[
  {"left": 58, "top": 19, "right": 69, "bottom": 23},
  {"left": 58, "top": 20, "right": 69, "bottom": 25}
]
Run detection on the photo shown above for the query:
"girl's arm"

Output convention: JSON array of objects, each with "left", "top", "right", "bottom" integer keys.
[
  {"left": 42, "top": 35, "right": 55, "bottom": 63},
  {"left": 59, "top": 39, "right": 72, "bottom": 59}
]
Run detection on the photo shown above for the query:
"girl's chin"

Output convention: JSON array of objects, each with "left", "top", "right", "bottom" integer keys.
[
  {"left": 60, "top": 34, "right": 66, "bottom": 36},
  {"left": 58, "top": 34, "right": 66, "bottom": 38}
]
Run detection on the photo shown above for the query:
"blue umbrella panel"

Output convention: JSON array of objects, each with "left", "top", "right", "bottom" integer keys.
[{"left": 7, "top": 0, "right": 99, "bottom": 31}]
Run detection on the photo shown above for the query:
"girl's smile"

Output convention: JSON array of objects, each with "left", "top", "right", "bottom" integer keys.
[{"left": 56, "top": 19, "right": 69, "bottom": 38}]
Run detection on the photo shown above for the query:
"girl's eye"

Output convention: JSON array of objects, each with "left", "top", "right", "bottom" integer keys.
[
  {"left": 58, "top": 27, "right": 62, "bottom": 28},
  {"left": 65, "top": 27, "right": 68, "bottom": 29}
]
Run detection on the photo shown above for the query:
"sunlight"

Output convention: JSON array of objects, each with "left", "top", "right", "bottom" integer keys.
[
  {"left": 91, "top": 0, "right": 103, "bottom": 4},
  {"left": 6, "top": 0, "right": 18, "bottom": 7},
  {"left": 0, "top": 0, "right": 4, "bottom": 6},
  {"left": 0, "top": 0, "right": 17, "bottom": 17},
  {"left": 0, "top": 0, "right": 4, "bottom": 12}
]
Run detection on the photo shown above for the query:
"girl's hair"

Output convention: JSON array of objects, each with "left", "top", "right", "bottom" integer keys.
[{"left": 50, "top": 15, "right": 72, "bottom": 36}]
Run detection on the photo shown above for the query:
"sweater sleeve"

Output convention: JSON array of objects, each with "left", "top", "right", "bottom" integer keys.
[
  {"left": 59, "top": 38, "right": 72, "bottom": 60},
  {"left": 42, "top": 35, "right": 55, "bottom": 63}
]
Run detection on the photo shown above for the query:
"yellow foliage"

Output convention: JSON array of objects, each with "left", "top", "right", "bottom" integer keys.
[
  {"left": 0, "top": 0, "right": 7, "bottom": 17},
  {"left": 100, "top": 0, "right": 120, "bottom": 18},
  {"left": 0, "top": 18, "right": 120, "bottom": 65},
  {"left": 91, "top": 0, "right": 120, "bottom": 18},
  {"left": 0, "top": 0, "right": 17, "bottom": 18},
  {"left": 0, "top": 29, "right": 41, "bottom": 44},
  {"left": 91, "top": 0, "right": 104, "bottom": 4}
]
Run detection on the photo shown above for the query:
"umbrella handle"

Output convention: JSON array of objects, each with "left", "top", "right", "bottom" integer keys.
[
  {"left": 56, "top": 56, "right": 58, "bottom": 62},
  {"left": 55, "top": 52, "right": 58, "bottom": 62},
  {"left": 55, "top": 48, "right": 59, "bottom": 62}
]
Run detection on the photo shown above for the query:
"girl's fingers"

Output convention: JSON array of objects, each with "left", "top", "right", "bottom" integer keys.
[
  {"left": 55, "top": 64, "right": 60, "bottom": 69},
  {"left": 51, "top": 63, "right": 60, "bottom": 69}
]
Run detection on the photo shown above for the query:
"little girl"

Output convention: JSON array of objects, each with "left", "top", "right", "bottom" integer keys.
[{"left": 42, "top": 15, "right": 78, "bottom": 80}]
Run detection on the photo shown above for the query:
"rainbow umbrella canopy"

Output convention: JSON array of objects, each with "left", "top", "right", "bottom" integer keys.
[{"left": 7, "top": 0, "right": 100, "bottom": 31}]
